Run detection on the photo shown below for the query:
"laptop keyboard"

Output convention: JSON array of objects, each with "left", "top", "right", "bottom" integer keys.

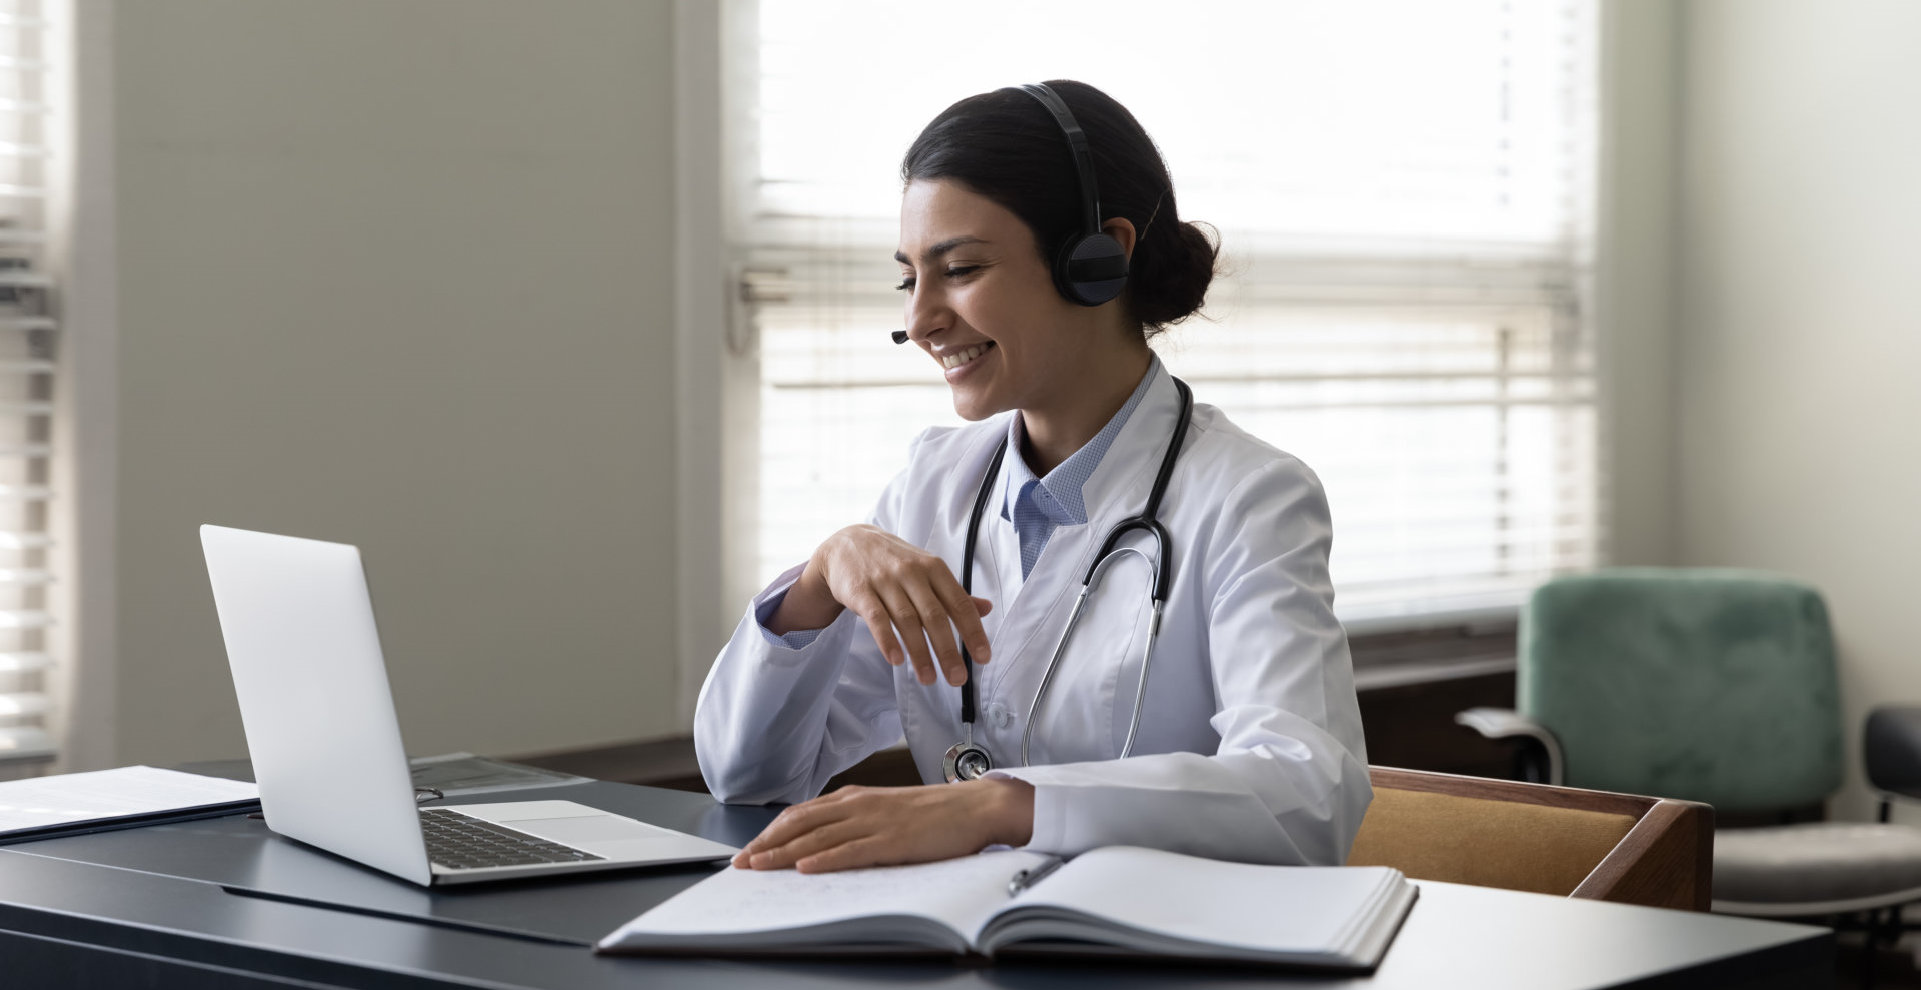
[{"left": 419, "top": 808, "right": 606, "bottom": 870}]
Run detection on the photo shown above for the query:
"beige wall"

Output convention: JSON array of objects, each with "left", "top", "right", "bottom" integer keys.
[
  {"left": 109, "top": 0, "right": 682, "bottom": 765},
  {"left": 1675, "top": 0, "right": 1921, "bottom": 819}
]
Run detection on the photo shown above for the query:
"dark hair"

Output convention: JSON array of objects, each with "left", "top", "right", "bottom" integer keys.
[{"left": 901, "top": 80, "right": 1217, "bottom": 338}]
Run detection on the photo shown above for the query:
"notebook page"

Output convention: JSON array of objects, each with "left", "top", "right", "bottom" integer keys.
[
  {"left": 600, "top": 849, "right": 1055, "bottom": 951},
  {"left": 998, "top": 846, "right": 1399, "bottom": 955},
  {"left": 0, "top": 766, "right": 258, "bottom": 833}
]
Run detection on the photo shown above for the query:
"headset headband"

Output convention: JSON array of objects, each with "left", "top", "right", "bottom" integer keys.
[
  {"left": 894, "top": 81, "right": 1129, "bottom": 342},
  {"left": 1017, "top": 83, "right": 1103, "bottom": 238}
]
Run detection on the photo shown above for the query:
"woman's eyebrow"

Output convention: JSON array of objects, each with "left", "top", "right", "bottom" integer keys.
[{"left": 893, "top": 236, "right": 988, "bottom": 265}]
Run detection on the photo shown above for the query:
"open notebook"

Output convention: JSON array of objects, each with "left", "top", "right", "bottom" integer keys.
[{"left": 597, "top": 846, "right": 1417, "bottom": 970}]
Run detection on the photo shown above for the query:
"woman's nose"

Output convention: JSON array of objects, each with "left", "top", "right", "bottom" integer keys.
[{"left": 902, "top": 282, "right": 948, "bottom": 343}]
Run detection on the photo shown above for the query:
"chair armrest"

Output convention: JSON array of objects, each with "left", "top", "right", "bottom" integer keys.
[
  {"left": 1455, "top": 707, "right": 1565, "bottom": 786},
  {"left": 1358, "top": 767, "right": 1714, "bottom": 911},
  {"left": 1865, "top": 706, "right": 1921, "bottom": 801}
]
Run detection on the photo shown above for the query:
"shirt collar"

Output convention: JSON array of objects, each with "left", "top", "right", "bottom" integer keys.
[{"left": 999, "top": 354, "right": 1162, "bottom": 526}]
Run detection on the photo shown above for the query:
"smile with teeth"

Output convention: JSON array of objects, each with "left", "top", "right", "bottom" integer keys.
[{"left": 941, "top": 342, "right": 995, "bottom": 370}]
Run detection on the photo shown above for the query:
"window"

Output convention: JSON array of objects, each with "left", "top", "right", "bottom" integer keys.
[
  {"left": 727, "top": 0, "right": 1599, "bottom": 631},
  {"left": 0, "top": 0, "right": 56, "bottom": 768}
]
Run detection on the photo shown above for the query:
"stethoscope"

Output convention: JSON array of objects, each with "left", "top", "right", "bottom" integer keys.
[{"left": 942, "top": 376, "right": 1194, "bottom": 782}]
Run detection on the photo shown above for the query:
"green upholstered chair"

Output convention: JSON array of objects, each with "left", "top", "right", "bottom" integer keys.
[{"left": 1457, "top": 569, "right": 1921, "bottom": 933}]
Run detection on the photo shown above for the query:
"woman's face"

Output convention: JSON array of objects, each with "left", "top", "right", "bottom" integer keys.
[{"left": 897, "top": 178, "right": 1093, "bottom": 422}]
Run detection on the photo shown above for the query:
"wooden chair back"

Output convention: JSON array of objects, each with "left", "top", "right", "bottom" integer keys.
[{"left": 1349, "top": 766, "right": 1714, "bottom": 911}]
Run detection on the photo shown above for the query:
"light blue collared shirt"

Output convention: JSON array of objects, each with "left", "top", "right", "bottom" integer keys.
[{"left": 999, "top": 355, "right": 1160, "bottom": 578}]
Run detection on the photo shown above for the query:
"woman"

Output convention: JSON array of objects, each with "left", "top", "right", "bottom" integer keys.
[{"left": 697, "top": 80, "right": 1369, "bottom": 874}]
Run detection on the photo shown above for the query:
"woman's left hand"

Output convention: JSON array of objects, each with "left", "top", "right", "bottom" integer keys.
[{"left": 732, "top": 778, "right": 1035, "bottom": 874}]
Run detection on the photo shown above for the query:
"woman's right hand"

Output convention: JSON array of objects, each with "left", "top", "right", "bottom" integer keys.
[{"left": 768, "top": 524, "right": 992, "bottom": 687}]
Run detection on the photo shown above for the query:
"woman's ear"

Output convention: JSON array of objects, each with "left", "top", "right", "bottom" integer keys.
[{"left": 1101, "top": 216, "right": 1139, "bottom": 261}]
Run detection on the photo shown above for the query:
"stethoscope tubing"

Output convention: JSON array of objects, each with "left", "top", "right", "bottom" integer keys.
[
  {"left": 955, "top": 376, "right": 1194, "bottom": 772},
  {"left": 957, "top": 429, "right": 1003, "bottom": 730},
  {"left": 1021, "top": 546, "right": 1165, "bottom": 765}
]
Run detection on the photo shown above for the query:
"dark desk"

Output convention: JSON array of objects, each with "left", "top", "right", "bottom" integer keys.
[{"left": 0, "top": 778, "right": 1832, "bottom": 989}]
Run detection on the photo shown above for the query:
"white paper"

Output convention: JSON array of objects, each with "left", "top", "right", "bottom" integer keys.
[
  {"left": 0, "top": 765, "right": 259, "bottom": 833},
  {"left": 1001, "top": 846, "right": 1401, "bottom": 955},
  {"left": 602, "top": 849, "right": 1054, "bottom": 949}
]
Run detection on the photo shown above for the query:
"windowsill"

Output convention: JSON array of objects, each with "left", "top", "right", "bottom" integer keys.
[
  {"left": 1349, "top": 617, "right": 1519, "bottom": 694},
  {"left": 1354, "top": 654, "right": 1516, "bottom": 693}
]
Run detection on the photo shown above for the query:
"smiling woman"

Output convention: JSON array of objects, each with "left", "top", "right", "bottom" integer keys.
[
  {"left": 892, "top": 180, "right": 1150, "bottom": 469},
  {"left": 695, "top": 81, "right": 1370, "bottom": 875}
]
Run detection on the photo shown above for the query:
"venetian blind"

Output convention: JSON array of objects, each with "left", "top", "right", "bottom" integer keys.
[
  {"left": 733, "top": 0, "right": 1599, "bottom": 630},
  {"left": 0, "top": 0, "right": 55, "bottom": 762}
]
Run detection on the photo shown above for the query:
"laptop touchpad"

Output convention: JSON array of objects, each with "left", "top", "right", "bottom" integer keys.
[{"left": 515, "top": 815, "right": 666, "bottom": 846}]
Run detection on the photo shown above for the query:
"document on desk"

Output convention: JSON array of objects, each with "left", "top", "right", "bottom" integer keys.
[
  {"left": 0, "top": 766, "right": 259, "bottom": 844},
  {"left": 597, "top": 846, "right": 1418, "bottom": 971}
]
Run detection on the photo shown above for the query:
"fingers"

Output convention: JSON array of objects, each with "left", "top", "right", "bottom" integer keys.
[
  {"left": 733, "top": 793, "right": 905, "bottom": 874},
  {"left": 861, "top": 582, "right": 972, "bottom": 687},
  {"left": 822, "top": 528, "right": 992, "bottom": 682},
  {"left": 849, "top": 593, "right": 907, "bottom": 670},
  {"left": 749, "top": 818, "right": 866, "bottom": 871},
  {"left": 904, "top": 578, "right": 969, "bottom": 686},
  {"left": 733, "top": 796, "right": 842, "bottom": 868},
  {"left": 876, "top": 586, "right": 940, "bottom": 686},
  {"left": 932, "top": 569, "right": 993, "bottom": 667},
  {"left": 733, "top": 791, "right": 864, "bottom": 870},
  {"left": 796, "top": 836, "right": 889, "bottom": 874},
  {"left": 731, "top": 784, "right": 1014, "bottom": 875}
]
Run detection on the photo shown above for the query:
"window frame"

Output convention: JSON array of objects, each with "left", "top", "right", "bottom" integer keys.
[{"left": 673, "top": 0, "right": 1664, "bottom": 718}]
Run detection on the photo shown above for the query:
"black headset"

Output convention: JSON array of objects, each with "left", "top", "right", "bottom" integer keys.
[{"left": 891, "top": 82, "right": 1130, "bottom": 345}]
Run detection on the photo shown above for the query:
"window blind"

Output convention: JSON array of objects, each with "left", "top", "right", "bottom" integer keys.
[
  {"left": 733, "top": 0, "right": 1599, "bottom": 630},
  {"left": 0, "top": 0, "right": 55, "bottom": 763}
]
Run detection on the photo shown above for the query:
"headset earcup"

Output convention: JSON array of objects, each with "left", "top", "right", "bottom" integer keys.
[{"left": 1054, "top": 231, "right": 1129, "bottom": 306}]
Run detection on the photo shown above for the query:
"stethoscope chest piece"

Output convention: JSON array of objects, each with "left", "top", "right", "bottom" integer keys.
[{"left": 943, "top": 740, "right": 993, "bottom": 783}]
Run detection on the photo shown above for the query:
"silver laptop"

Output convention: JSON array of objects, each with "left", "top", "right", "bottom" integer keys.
[{"left": 200, "top": 524, "right": 737, "bottom": 887}]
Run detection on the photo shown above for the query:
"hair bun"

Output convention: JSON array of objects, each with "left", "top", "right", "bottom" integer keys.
[{"left": 1130, "top": 219, "right": 1218, "bottom": 332}]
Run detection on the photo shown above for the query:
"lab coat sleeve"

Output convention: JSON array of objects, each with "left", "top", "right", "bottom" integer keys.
[
  {"left": 693, "top": 440, "right": 927, "bottom": 806},
  {"left": 988, "top": 457, "right": 1371, "bottom": 866},
  {"left": 693, "top": 568, "right": 902, "bottom": 804}
]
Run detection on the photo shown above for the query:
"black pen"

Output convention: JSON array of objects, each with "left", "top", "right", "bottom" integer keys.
[{"left": 1007, "top": 858, "right": 1064, "bottom": 896}]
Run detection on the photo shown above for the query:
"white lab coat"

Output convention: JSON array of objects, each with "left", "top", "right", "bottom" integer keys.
[{"left": 695, "top": 364, "right": 1371, "bottom": 866}]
